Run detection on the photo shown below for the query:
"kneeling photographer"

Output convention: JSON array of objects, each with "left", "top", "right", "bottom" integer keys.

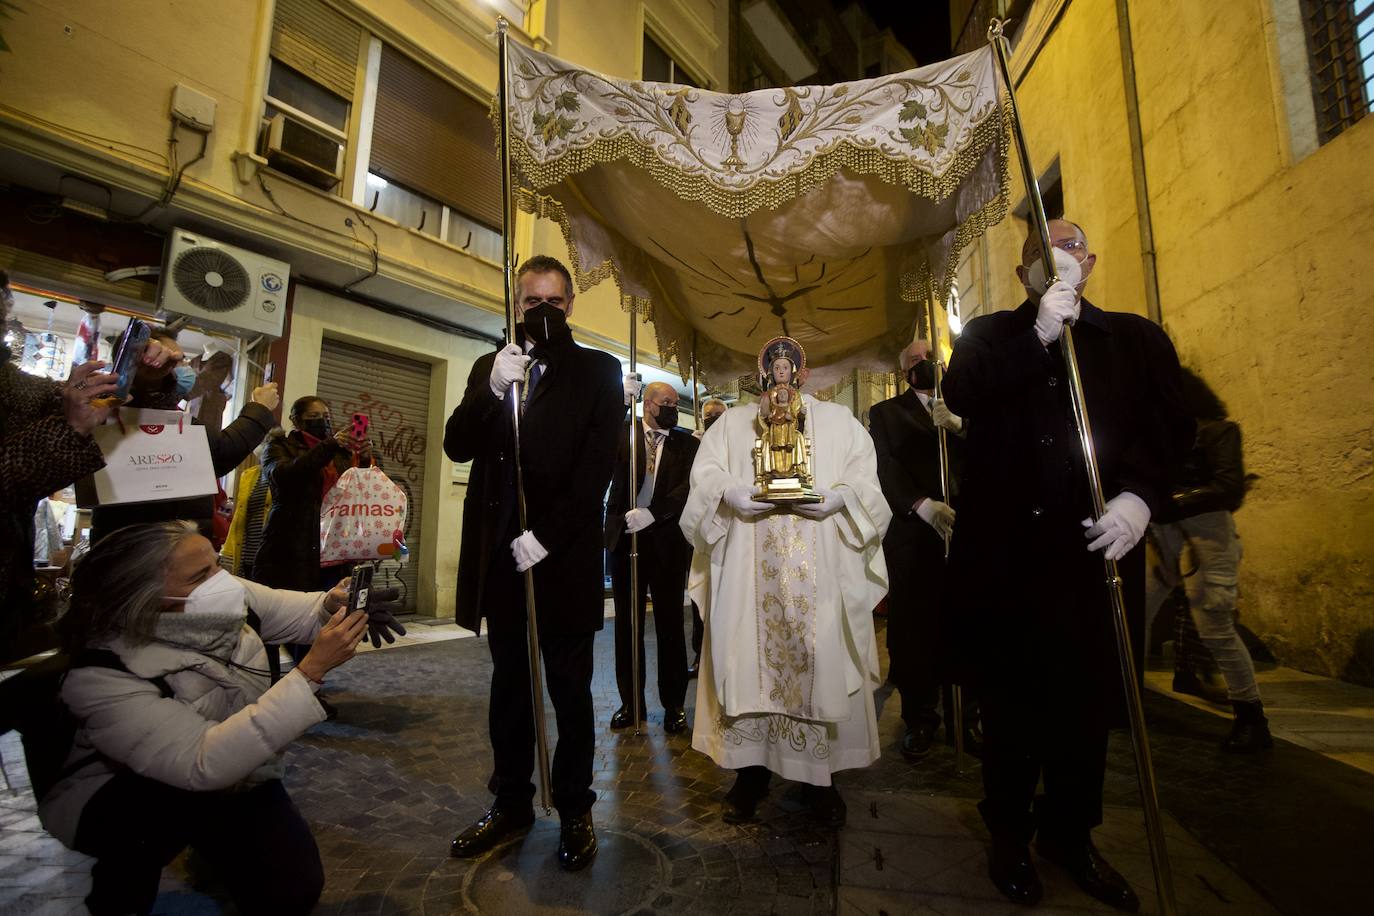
[{"left": 39, "top": 521, "right": 402, "bottom": 916}]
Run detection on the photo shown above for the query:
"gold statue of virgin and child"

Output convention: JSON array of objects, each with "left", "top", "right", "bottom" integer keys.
[{"left": 752, "top": 336, "right": 822, "bottom": 504}]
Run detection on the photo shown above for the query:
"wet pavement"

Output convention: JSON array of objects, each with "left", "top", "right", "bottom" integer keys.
[{"left": 2, "top": 611, "right": 1372, "bottom": 915}]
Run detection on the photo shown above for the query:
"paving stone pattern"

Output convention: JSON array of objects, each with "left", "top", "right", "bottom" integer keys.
[{"left": 3, "top": 614, "right": 1373, "bottom": 914}]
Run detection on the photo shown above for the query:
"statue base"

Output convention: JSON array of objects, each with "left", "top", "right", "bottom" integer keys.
[{"left": 753, "top": 477, "right": 822, "bottom": 504}]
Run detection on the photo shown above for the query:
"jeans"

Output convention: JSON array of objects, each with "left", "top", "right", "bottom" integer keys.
[{"left": 1146, "top": 511, "right": 1260, "bottom": 703}]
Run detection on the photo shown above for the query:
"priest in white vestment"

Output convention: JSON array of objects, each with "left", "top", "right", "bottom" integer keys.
[{"left": 680, "top": 340, "right": 891, "bottom": 827}]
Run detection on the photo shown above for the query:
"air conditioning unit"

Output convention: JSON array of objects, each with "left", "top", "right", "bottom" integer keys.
[
  {"left": 264, "top": 112, "right": 343, "bottom": 190},
  {"left": 158, "top": 229, "right": 290, "bottom": 338}
]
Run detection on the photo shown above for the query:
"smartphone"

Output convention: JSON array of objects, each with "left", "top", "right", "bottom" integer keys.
[
  {"left": 350, "top": 412, "right": 370, "bottom": 441},
  {"left": 264, "top": 361, "right": 276, "bottom": 383},
  {"left": 97, "top": 319, "right": 151, "bottom": 405},
  {"left": 347, "top": 564, "right": 374, "bottom": 613}
]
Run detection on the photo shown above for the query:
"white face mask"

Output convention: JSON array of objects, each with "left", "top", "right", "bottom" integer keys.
[
  {"left": 166, "top": 568, "right": 247, "bottom": 618},
  {"left": 1023, "top": 246, "right": 1084, "bottom": 300}
]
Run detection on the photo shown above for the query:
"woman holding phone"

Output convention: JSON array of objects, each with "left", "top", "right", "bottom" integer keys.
[{"left": 42, "top": 521, "right": 368, "bottom": 915}]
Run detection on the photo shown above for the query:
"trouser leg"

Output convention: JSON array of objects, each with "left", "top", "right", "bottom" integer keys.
[
  {"left": 977, "top": 690, "right": 1040, "bottom": 845},
  {"left": 542, "top": 632, "right": 597, "bottom": 818},
  {"left": 611, "top": 544, "right": 647, "bottom": 710},
  {"left": 188, "top": 780, "right": 323, "bottom": 916},
  {"left": 1037, "top": 728, "right": 1110, "bottom": 848},
  {"left": 1144, "top": 525, "right": 1183, "bottom": 653},
  {"left": 486, "top": 577, "right": 538, "bottom": 813},
  {"left": 886, "top": 564, "right": 942, "bottom": 731},
  {"left": 1182, "top": 512, "right": 1260, "bottom": 703},
  {"left": 648, "top": 547, "right": 689, "bottom": 710},
  {"left": 74, "top": 774, "right": 194, "bottom": 916}
]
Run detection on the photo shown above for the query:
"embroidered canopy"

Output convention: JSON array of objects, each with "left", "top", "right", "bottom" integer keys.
[{"left": 502, "top": 41, "right": 1009, "bottom": 385}]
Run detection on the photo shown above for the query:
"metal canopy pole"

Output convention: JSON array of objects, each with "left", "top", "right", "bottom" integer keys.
[
  {"left": 628, "top": 313, "right": 643, "bottom": 736},
  {"left": 988, "top": 20, "right": 1175, "bottom": 914},
  {"left": 497, "top": 18, "right": 552, "bottom": 816},
  {"left": 922, "top": 292, "right": 966, "bottom": 777}
]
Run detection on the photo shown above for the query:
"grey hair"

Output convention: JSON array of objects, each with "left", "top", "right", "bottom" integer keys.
[{"left": 60, "top": 521, "right": 202, "bottom": 650}]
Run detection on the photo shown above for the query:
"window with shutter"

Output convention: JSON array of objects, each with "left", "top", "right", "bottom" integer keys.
[
  {"left": 270, "top": 0, "right": 363, "bottom": 100},
  {"left": 370, "top": 46, "right": 502, "bottom": 230}
]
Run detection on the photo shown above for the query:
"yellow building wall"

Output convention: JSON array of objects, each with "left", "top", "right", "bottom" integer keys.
[{"left": 963, "top": 0, "right": 1374, "bottom": 681}]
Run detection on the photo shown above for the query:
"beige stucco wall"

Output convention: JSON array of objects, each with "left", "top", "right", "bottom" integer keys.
[{"left": 960, "top": 0, "right": 1374, "bottom": 681}]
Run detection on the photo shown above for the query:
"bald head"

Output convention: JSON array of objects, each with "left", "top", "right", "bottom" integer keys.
[
  {"left": 900, "top": 339, "right": 933, "bottom": 374},
  {"left": 643, "top": 381, "right": 679, "bottom": 430}
]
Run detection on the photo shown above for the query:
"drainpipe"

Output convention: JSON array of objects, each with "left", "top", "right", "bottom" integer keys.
[{"left": 1115, "top": 0, "right": 1163, "bottom": 324}]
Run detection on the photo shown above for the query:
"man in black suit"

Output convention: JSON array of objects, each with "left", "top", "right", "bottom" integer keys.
[
  {"left": 943, "top": 219, "right": 1192, "bottom": 911},
  {"left": 443, "top": 255, "right": 625, "bottom": 872},
  {"left": 606, "top": 380, "right": 698, "bottom": 734},
  {"left": 868, "top": 339, "right": 972, "bottom": 761}
]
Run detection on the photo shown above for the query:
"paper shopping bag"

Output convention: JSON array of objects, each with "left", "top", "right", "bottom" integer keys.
[
  {"left": 89, "top": 409, "right": 217, "bottom": 505},
  {"left": 319, "top": 464, "right": 408, "bottom": 566}
]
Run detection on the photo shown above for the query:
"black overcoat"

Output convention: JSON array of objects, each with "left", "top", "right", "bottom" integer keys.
[
  {"left": 444, "top": 334, "right": 624, "bottom": 637},
  {"left": 252, "top": 429, "right": 357, "bottom": 591},
  {"left": 604, "top": 421, "right": 697, "bottom": 561},
  {"left": 941, "top": 298, "right": 1193, "bottom": 742},
  {"left": 868, "top": 389, "right": 965, "bottom": 686}
]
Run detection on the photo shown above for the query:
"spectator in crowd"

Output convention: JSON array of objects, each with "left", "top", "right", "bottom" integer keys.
[
  {"left": 1145, "top": 367, "right": 1270, "bottom": 752},
  {"left": 86, "top": 329, "right": 278, "bottom": 543},
  {"left": 41, "top": 521, "right": 370, "bottom": 916},
  {"left": 693, "top": 398, "right": 727, "bottom": 439},
  {"left": 0, "top": 270, "right": 114, "bottom": 654}
]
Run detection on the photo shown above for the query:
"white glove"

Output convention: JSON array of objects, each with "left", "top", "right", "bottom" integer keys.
[
  {"left": 930, "top": 398, "right": 963, "bottom": 432},
  {"left": 1082, "top": 491, "right": 1151, "bottom": 561},
  {"left": 1034, "top": 281, "right": 1080, "bottom": 346},
  {"left": 794, "top": 487, "right": 844, "bottom": 520},
  {"left": 624, "top": 507, "right": 654, "bottom": 533},
  {"left": 724, "top": 485, "right": 774, "bottom": 518},
  {"left": 510, "top": 530, "right": 549, "bottom": 572},
  {"left": 916, "top": 498, "right": 955, "bottom": 539},
  {"left": 490, "top": 344, "right": 531, "bottom": 399},
  {"left": 623, "top": 372, "right": 642, "bottom": 407}
]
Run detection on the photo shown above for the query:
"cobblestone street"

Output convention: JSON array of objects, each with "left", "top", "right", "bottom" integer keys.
[{"left": 3, "top": 612, "right": 1372, "bottom": 915}]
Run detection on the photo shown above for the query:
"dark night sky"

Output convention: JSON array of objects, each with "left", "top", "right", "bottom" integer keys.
[{"left": 846, "top": 0, "right": 954, "bottom": 66}]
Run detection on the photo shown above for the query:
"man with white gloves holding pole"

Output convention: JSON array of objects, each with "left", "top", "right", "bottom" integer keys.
[{"left": 942, "top": 219, "right": 1192, "bottom": 911}]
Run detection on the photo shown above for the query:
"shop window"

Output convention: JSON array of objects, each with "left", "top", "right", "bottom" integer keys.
[
  {"left": 1301, "top": 0, "right": 1373, "bottom": 143},
  {"left": 643, "top": 33, "right": 701, "bottom": 87}
]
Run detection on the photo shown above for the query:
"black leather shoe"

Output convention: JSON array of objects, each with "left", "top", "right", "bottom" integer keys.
[
  {"left": 557, "top": 812, "right": 597, "bottom": 871},
  {"left": 450, "top": 806, "right": 535, "bottom": 858},
  {"left": 988, "top": 837, "right": 1043, "bottom": 906},
  {"left": 609, "top": 705, "right": 643, "bottom": 729},
  {"left": 1037, "top": 838, "right": 1139, "bottom": 912},
  {"left": 663, "top": 707, "right": 688, "bottom": 735},
  {"left": 900, "top": 721, "right": 938, "bottom": 761},
  {"left": 805, "top": 785, "right": 847, "bottom": 829}
]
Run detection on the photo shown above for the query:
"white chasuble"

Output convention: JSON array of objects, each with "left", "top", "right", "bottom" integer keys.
[{"left": 681, "top": 395, "right": 892, "bottom": 785}]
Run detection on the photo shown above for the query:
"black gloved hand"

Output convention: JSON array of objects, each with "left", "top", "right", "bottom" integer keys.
[{"left": 365, "top": 587, "right": 407, "bottom": 649}]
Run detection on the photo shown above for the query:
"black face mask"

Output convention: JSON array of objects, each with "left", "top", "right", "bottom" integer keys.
[
  {"left": 655, "top": 405, "right": 679, "bottom": 430},
  {"left": 703, "top": 413, "right": 720, "bottom": 430},
  {"left": 907, "top": 359, "right": 936, "bottom": 390},
  {"left": 300, "top": 418, "right": 331, "bottom": 439},
  {"left": 521, "top": 302, "right": 569, "bottom": 346}
]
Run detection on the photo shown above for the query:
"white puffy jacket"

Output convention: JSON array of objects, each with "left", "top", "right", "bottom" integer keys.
[{"left": 38, "top": 578, "right": 333, "bottom": 847}]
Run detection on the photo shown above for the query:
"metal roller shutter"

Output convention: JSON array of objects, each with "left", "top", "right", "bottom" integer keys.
[
  {"left": 316, "top": 339, "right": 432, "bottom": 612},
  {"left": 271, "top": 0, "right": 362, "bottom": 100}
]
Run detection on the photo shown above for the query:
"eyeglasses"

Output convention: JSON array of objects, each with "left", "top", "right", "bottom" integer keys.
[{"left": 1054, "top": 238, "right": 1088, "bottom": 260}]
